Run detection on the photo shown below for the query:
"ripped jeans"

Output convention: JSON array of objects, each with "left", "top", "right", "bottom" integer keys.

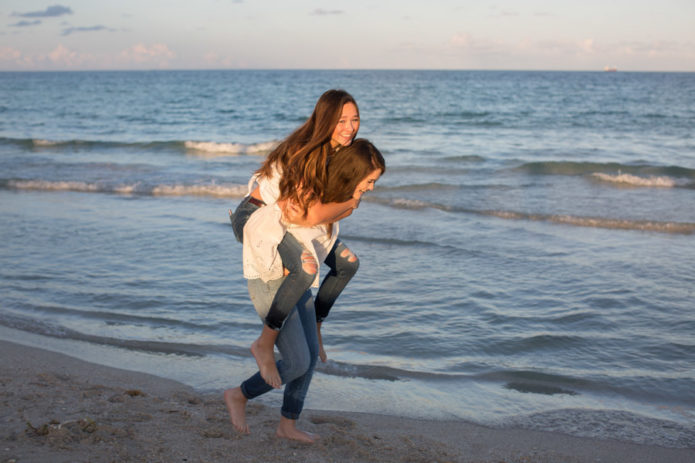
[
  {"left": 230, "top": 196, "right": 359, "bottom": 327},
  {"left": 240, "top": 278, "right": 318, "bottom": 420}
]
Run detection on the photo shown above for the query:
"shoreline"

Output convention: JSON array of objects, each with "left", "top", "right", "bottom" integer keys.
[{"left": 1, "top": 340, "right": 693, "bottom": 462}]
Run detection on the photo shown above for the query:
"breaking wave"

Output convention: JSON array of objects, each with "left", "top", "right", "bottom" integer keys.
[
  {"left": 591, "top": 172, "right": 687, "bottom": 188},
  {"left": 516, "top": 160, "right": 695, "bottom": 183},
  {"left": 482, "top": 210, "right": 695, "bottom": 234},
  {"left": 2, "top": 179, "right": 248, "bottom": 198},
  {"left": 183, "top": 140, "right": 278, "bottom": 156},
  {"left": 1, "top": 136, "right": 277, "bottom": 157},
  {"left": 368, "top": 197, "right": 695, "bottom": 234}
]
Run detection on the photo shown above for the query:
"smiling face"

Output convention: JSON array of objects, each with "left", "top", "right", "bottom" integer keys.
[
  {"left": 353, "top": 168, "right": 382, "bottom": 201},
  {"left": 330, "top": 102, "right": 360, "bottom": 148}
]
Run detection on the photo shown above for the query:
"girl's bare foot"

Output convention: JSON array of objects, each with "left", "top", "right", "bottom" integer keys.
[
  {"left": 223, "top": 387, "right": 249, "bottom": 434},
  {"left": 276, "top": 417, "right": 319, "bottom": 443},
  {"left": 250, "top": 338, "right": 282, "bottom": 389}
]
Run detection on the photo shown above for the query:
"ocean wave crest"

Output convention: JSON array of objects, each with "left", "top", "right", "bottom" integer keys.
[
  {"left": 370, "top": 197, "right": 695, "bottom": 234},
  {"left": 0, "top": 312, "right": 249, "bottom": 358},
  {"left": 151, "top": 184, "right": 247, "bottom": 197},
  {"left": 506, "top": 409, "right": 695, "bottom": 448},
  {"left": 481, "top": 209, "right": 695, "bottom": 234},
  {"left": 591, "top": 172, "right": 686, "bottom": 188},
  {"left": 379, "top": 182, "right": 460, "bottom": 193},
  {"left": 32, "top": 139, "right": 63, "bottom": 147},
  {"left": 0, "top": 136, "right": 277, "bottom": 157},
  {"left": 3, "top": 179, "right": 248, "bottom": 198},
  {"left": 517, "top": 161, "right": 695, "bottom": 180},
  {"left": 184, "top": 140, "right": 278, "bottom": 156}
]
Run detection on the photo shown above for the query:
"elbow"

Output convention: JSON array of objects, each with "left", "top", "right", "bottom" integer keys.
[{"left": 302, "top": 213, "right": 323, "bottom": 226}]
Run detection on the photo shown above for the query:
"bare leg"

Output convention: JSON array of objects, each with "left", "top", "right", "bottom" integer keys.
[
  {"left": 223, "top": 387, "right": 249, "bottom": 434},
  {"left": 250, "top": 325, "right": 282, "bottom": 389},
  {"left": 317, "top": 322, "right": 327, "bottom": 363},
  {"left": 276, "top": 416, "right": 319, "bottom": 443}
]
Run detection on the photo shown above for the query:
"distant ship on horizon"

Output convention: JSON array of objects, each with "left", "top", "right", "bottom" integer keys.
[{"left": 604, "top": 66, "right": 618, "bottom": 72}]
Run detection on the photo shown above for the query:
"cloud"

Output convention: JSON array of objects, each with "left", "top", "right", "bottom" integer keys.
[
  {"left": 203, "top": 51, "right": 237, "bottom": 68},
  {"left": 49, "top": 44, "right": 76, "bottom": 62},
  {"left": 120, "top": 43, "right": 175, "bottom": 67},
  {"left": 9, "top": 20, "right": 42, "bottom": 27},
  {"left": 449, "top": 33, "right": 505, "bottom": 54},
  {"left": 494, "top": 10, "right": 519, "bottom": 18},
  {"left": 12, "top": 5, "right": 73, "bottom": 18},
  {"left": 451, "top": 32, "right": 603, "bottom": 58},
  {"left": 533, "top": 38, "right": 602, "bottom": 56},
  {"left": 0, "top": 46, "right": 22, "bottom": 61},
  {"left": 580, "top": 39, "right": 595, "bottom": 54},
  {"left": 44, "top": 44, "right": 94, "bottom": 67},
  {"left": 0, "top": 46, "right": 37, "bottom": 68},
  {"left": 311, "top": 9, "right": 344, "bottom": 16},
  {"left": 61, "top": 25, "right": 114, "bottom": 36},
  {"left": 617, "top": 40, "right": 684, "bottom": 55},
  {"left": 1, "top": 42, "right": 176, "bottom": 70},
  {"left": 450, "top": 33, "right": 472, "bottom": 48}
]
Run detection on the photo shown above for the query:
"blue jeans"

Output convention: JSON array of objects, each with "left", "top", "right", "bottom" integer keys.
[
  {"left": 241, "top": 278, "right": 319, "bottom": 420},
  {"left": 231, "top": 197, "right": 316, "bottom": 330},
  {"left": 230, "top": 197, "right": 357, "bottom": 327},
  {"left": 230, "top": 196, "right": 257, "bottom": 244},
  {"left": 315, "top": 240, "right": 359, "bottom": 322}
]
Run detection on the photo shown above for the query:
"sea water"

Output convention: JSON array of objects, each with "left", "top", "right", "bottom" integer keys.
[{"left": 1, "top": 70, "right": 694, "bottom": 448}]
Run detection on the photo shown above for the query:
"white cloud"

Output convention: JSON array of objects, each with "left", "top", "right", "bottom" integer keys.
[
  {"left": 444, "top": 31, "right": 695, "bottom": 70},
  {"left": 449, "top": 33, "right": 505, "bottom": 54},
  {"left": 0, "top": 43, "right": 177, "bottom": 70},
  {"left": 580, "top": 39, "right": 595, "bottom": 54},
  {"left": 450, "top": 33, "right": 472, "bottom": 48},
  {"left": 49, "top": 44, "right": 74, "bottom": 62},
  {"left": 119, "top": 43, "right": 175, "bottom": 67},
  {"left": 452, "top": 33, "right": 601, "bottom": 57},
  {"left": 0, "top": 46, "right": 22, "bottom": 62},
  {"left": 47, "top": 44, "right": 92, "bottom": 67}
]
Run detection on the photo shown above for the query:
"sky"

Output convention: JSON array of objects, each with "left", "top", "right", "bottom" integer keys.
[{"left": 1, "top": 0, "right": 694, "bottom": 71}]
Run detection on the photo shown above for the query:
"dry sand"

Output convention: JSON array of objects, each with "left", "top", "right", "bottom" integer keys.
[{"left": 1, "top": 340, "right": 692, "bottom": 463}]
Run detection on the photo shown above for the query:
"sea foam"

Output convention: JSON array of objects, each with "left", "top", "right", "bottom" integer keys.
[
  {"left": 592, "top": 172, "right": 681, "bottom": 188},
  {"left": 5, "top": 180, "right": 247, "bottom": 198},
  {"left": 184, "top": 140, "right": 278, "bottom": 156}
]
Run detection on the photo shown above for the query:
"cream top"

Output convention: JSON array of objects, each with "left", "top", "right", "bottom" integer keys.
[{"left": 241, "top": 165, "right": 338, "bottom": 287}]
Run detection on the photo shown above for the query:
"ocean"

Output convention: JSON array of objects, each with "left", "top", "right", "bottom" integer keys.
[{"left": 1, "top": 70, "right": 694, "bottom": 448}]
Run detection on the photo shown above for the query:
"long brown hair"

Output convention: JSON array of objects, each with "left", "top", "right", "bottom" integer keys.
[
  {"left": 256, "top": 89, "right": 359, "bottom": 214},
  {"left": 322, "top": 139, "right": 385, "bottom": 203}
]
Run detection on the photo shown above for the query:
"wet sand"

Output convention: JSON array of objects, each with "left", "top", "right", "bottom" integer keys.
[{"left": 1, "top": 340, "right": 692, "bottom": 463}]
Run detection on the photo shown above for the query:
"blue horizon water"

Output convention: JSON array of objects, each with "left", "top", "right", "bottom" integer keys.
[{"left": 1, "top": 70, "right": 694, "bottom": 448}]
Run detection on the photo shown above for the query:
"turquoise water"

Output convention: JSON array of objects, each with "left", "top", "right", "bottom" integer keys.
[{"left": 1, "top": 70, "right": 694, "bottom": 447}]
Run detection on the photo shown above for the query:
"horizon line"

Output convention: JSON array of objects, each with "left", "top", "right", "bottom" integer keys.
[{"left": 1, "top": 68, "right": 694, "bottom": 73}]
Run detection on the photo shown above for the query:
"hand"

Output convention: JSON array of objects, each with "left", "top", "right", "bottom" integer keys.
[{"left": 279, "top": 199, "right": 303, "bottom": 224}]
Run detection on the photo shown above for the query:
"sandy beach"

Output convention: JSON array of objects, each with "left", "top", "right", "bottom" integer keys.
[{"left": 0, "top": 340, "right": 691, "bottom": 463}]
